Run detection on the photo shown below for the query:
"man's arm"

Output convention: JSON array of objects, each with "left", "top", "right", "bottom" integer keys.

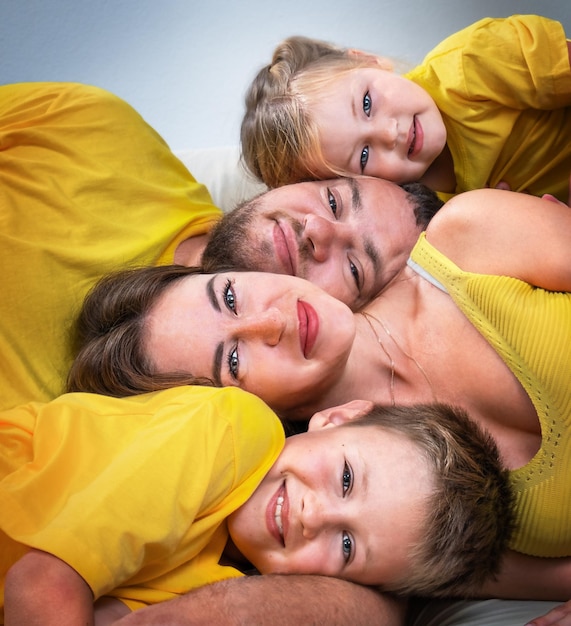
[
  {"left": 115, "top": 575, "right": 406, "bottom": 626},
  {"left": 5, "top": 549, "right": 94, "bottom": 626}
]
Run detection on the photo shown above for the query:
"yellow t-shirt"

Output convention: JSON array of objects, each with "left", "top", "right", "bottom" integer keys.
[
  {"left": 409, "top": 233, "right": 571, "bottom": 557},
  {"left": 0, "top": 82, "right": 222, "bottom": 409},
  {"left": 0, "top": 386, "right": 284, "bottom": 615},
  {"left": 406, "top": 15, "right": 571, "bottom": 200}
]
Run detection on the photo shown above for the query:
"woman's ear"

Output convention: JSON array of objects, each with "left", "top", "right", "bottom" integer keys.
[
  {"left": 347, "top": 48, "right": 393, "bottom": 71},
  {"left": 308, "top": 399, "right": 374, "bottom": 431}
]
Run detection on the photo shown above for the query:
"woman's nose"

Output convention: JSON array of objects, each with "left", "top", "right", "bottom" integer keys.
[
  {"left": 302, "top": 214, "right": 350, "bottom": 263},
  {"left": 235, "top": 308, "right": 286, "bottom": 345}
]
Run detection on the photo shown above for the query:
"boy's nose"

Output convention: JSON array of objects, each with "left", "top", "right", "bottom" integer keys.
[
  {"left": 300, "top": 492, "right": 342, "bottom": 539},
  {"left": 235, "top": 308, "right": 286, "bottom": 345},
  {"left": 302, "top": 214, "right": 351, "bottom": 263}
]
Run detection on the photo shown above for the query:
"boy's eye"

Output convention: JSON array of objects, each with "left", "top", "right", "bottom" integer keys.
[
  {"left": 342, "top": 461, "right": 352, "bottom": 496},
  {"left": 363, "top": 91, "right": 372, "bottom": 116},
  {"left": 359, "top": 146, "right": 369, "bottom": 172},
  {"left": 327, "top": 189, "right": 338, "bottom": 217},
  {"left": 227, "top": 346, "right": 239, "bottom": 380},
  {"left": 342, "top": 531, "right": 353, "bottom": 562},
  {"left": 223, "top": 279, "right": 237, "bottom": 313}
]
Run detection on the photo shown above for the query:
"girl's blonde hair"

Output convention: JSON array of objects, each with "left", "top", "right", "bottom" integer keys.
[{"left": 241, "top": 36, "right": 391, "bottom": 188}]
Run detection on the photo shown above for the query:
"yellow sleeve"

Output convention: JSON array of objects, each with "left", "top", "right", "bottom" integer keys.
[{"left": 0, "top": 82, "right": 223, "bottom": 408}]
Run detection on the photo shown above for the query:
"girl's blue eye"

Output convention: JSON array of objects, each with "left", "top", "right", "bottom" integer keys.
[
  {"left": 342, "top": 461, "right": 352, "bottom": 496},
  {"left": 227, "top": 346, "right": 239, "bottom": 380},
  {"left": 342, "top": 531, "right": 353, "bottom": 562},
  {"left": 224, "top": 279, "right": 236, "bottom": 312},
  {"left": 360, "top": 146, "right": 369, "bottom": 172},
  {"left": 363, "top": 91, "right": 372, "bottom": 116},
  {"left": 328, "top": 189, "right": 338, "bottom": 217}
]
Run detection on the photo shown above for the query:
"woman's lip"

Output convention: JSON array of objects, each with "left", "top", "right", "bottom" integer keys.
[
  {"left": 297, "top": 301, "right": 318, "bottom": 358},
  {"left": 272, "top": 221, "right": 297, "bottom": 275},
  {"left": 408, "top": 116, "right": 423, "bottom": 158},
  {"left": 266, "top": 482, "right": 288, "bottom": 546}
]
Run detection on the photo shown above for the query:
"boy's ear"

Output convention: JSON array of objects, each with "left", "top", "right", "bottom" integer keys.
[
  {"left": 308, "top": 399, "right": 374, "bottom": 431},
  {"left": 347, "top": 48, "right": 393, "bottom": 71}
]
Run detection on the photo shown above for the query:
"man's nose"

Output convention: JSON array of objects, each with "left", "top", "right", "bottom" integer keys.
[
  {"left": 235, "top": 308, "right": 286, "bottom": 346},
  {"left": 302, "top": 214, "right": 350, "bottom": 263}
]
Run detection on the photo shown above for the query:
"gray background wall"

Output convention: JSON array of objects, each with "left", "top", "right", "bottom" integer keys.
[{"left": 2, "top": 0, "right": 570, "bottom": 151}]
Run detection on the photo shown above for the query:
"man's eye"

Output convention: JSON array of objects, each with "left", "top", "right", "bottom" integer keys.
[
  {"left": 342, "top": 531, "right": 353, "bottom": 563},
  {"left": 349, "top": 261, "right": 360, "bottom": 291},
  {"left": 223, "top": 279, "right": 237, "bottom": 313},
  {"left": 327, "top": 189, "right": 338, "bottom": 217},
  {"left": 227, "top": 346, "right": 239, "bottom": 380},
  {"left": 360, "top": 146, "right": 369, "bottom": 172},
  {"left": 363, "top": 91, "right": 372, "bottom": 116},
  {"left": 342, "top": 461, "right": 352, "bottom": 496}
]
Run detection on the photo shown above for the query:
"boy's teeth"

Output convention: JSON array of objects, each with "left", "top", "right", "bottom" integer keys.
[{"left": 275, "top": 494, "right": 284, "bottom": 537}]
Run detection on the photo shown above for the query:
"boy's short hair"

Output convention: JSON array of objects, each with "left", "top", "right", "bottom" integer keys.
[{"left": 344, "top": 402, "right": 514, "bottom": 598}]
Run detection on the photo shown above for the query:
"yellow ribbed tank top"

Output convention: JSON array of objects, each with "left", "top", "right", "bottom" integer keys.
[{"left": 409, "top": 232, "right": 571, "bottom": 557}]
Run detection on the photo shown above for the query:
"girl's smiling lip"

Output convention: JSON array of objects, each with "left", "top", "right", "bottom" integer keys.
[
  {"left": 272, "top": 220, "right": 297, "bottom": 276},
  {"left": 266, "top": 481, "right": 288, "bottom": 545},
  {"left": 407, "top": 115, "right": 423, "bottom": 158},
  {"left": 297, "top": 301, "right": 318, "bottom": 358}
]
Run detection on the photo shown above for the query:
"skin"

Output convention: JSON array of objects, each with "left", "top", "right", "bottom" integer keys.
[
  {"left": 112, "top": 576, "right": 406, "bottom": 625},
  {"left": 206, "top": 177, "right": 425, "bottom": 310},
  {"left": 229, "top": 401, "right": 431, "bottom": 586},
  {"left": 310, "top": 68, "right": 448, "bottom": 186}
]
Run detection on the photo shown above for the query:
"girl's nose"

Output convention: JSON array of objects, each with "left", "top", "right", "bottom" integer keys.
[{"left": 376, "top": 117, "right": 398, "bottom": 149}]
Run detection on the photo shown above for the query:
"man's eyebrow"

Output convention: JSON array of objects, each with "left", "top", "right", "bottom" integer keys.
[
  {"left": 347, "top": 178, "right": 381, "bottom": 276},
  {"left": 348, "top": 177, "right": 362, "bottom": 213},
  {"left": 206, "top": 275, "right": 223, "bottom": 385}
]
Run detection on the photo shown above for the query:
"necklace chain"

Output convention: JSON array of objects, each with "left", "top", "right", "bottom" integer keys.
[{"left": 360, "top": 310, "right": 437, "bottom": 405}]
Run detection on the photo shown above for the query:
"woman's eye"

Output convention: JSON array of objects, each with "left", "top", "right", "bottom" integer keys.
[
  {"left": 363, "top": 91, "right": 372, "bottom": 116},
  {"left": 342, "top": 531, "right": 353, "bottom": 563},
  {"left": 360, "top": 146, "right": 369, "bottom": 172},
  {"left": 223, "top": 279, "right": 237, "bottom": 313},
  {"left": 349, "top": 261, "right": 360, "bottom": 291},
  {"left": 227, "top": 346, "right": 239, "bottom": 380},
  {"left": 342, "top": 461, "right": 352, "bottom": 496},
  {"left": 327, "top": 189, "right": 338, "bottom": 217}
]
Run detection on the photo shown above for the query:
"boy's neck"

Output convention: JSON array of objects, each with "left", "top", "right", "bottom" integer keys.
[
  {"left": 221, "top": 536, "right": 253, "bottom": 572},
  {"left": 419, "top": 144, "right": 455, "bottom": 193}
]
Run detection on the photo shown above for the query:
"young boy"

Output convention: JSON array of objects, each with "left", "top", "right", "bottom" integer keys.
[{"left": 1, "top": 385, "right": 513, "bottom": 623}]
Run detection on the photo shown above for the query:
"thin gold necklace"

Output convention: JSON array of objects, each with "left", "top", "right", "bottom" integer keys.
[
  {"left": 360, "top": 311, "right": 395, "bottom": 406},
  {"left": 360, "top": 310, "right": 437, "bottom": 404}
]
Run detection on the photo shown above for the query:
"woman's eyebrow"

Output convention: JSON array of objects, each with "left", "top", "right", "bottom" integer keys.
[
  {"left": 206, "top": 275, "right": 220, "bottom": 312},
  {"left": 206, "top": 275, "right": 223, "bottom": 385}
]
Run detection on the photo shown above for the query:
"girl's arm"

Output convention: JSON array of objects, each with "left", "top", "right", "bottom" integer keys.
[
  {"left": 426, "top": 188, "right": 571, "bottom": 292},
  {"left": 5, "top": 549, "right": 94, "bottom": 626}
]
